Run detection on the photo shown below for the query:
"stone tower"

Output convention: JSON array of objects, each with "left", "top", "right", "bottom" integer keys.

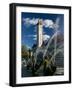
[{"left": 37, "top": 19, "right": 43, "bottom": 47}]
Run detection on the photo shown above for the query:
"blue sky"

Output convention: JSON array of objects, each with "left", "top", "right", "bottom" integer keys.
[{"left": 21, "top": 12, "right": 64, "bottom": 49}]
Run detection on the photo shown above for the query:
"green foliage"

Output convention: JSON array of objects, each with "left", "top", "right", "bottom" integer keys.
[{"left": 22, "top": 45, "right": 29, "bottom": 60}]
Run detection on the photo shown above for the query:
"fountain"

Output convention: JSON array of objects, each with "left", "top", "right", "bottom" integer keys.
[{"left": 22, "top": 18, "right": 64, "bottom": 76}]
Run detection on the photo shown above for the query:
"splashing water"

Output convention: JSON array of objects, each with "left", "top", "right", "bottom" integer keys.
[{"left": 43, "top": 30, "right": 59, "bottom": 58}]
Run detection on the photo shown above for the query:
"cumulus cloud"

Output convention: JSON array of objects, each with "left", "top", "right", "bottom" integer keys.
[
  {"left": 33, "top": 35, "right": 37, "bottom": 40},
  {"left": 23, "top": 18, "right": 38, "bottom": 25},
  {"left": 32, "top": 34, "right": 50, "bottom": 41},
  {"left": 23, "top": 17, "right": 60, "bottom": 30},
  {"left": 24, "top": 33, "right": 50, "bottom": 41},
  {"left": 43, "top": 19, "right": 54, "bottom": 29},
  {"left": 43, "top": 18, "right": 60, "bottom": 30},
  {"left": 23, "top": 18, "right": 30, "bottom": 24},
  {"left": 24, "top": 35, "right": 37, "bottom": 40},
  {"left": 43, "top": 34, "right": 50, "bottom": 41},
  {"left": 29, "top": 18, "right": 38, "bottom": 25}
]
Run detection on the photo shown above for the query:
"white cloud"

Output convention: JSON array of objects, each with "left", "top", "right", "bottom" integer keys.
[
  {"left": 24, "top": 33, "right": 50, "bottom": 41},
  {"left": 29, "top": 18, "right": 38, "bottom": 25},
  {"left": 23, "top": 18, "right": 38, "bottom": 25},
  {"left": 43, "top": 19, "right": 54, "bottom": 29},
  {"left": 23, "top": 17, "right": 60, "bottom": 30},
  {"left": 32, "top": 34, "right": 50, "bottom": 41},
  {"left": 43, "top": 34, "right": 50, "bottom": 41},
  {"left": 33, "top": 35, "right": 37, "bottom": 40},
  {"left": 23, "top": 18, "right": 30, "bottom": 24}
]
